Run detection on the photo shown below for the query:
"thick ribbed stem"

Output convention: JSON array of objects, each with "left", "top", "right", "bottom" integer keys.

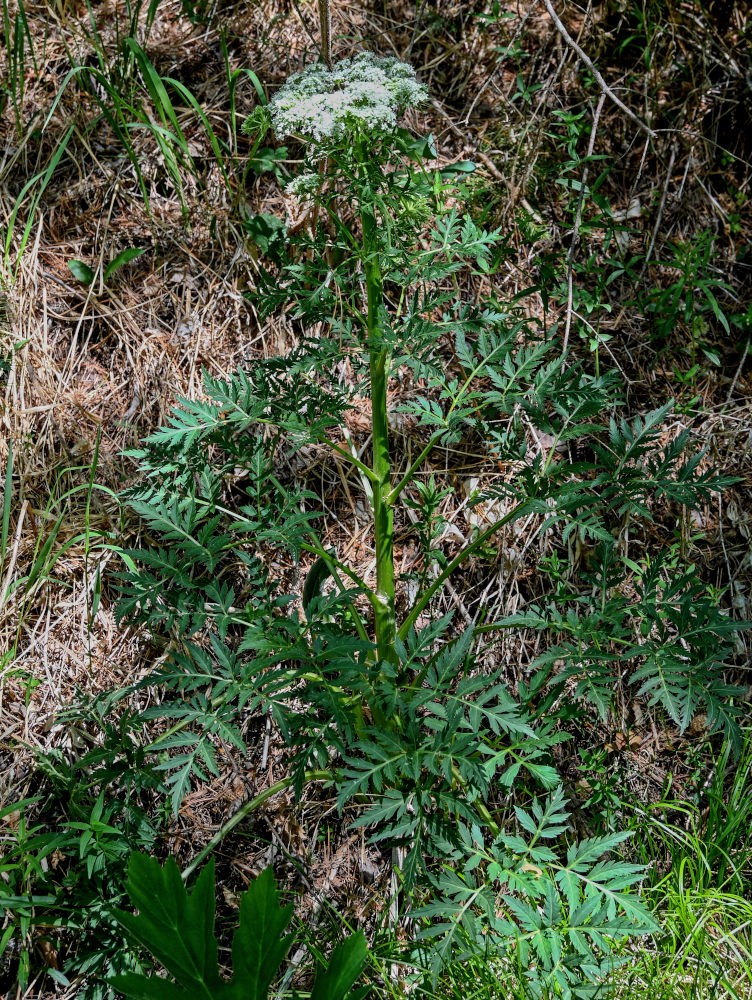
[
  {"left": 369, "top": 343, "right": 397, "bottom": 665},
  {"left": 359, "top": 155, "right": 397, "bottom": 667}
]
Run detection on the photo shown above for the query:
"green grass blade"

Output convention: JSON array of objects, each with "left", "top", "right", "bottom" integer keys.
[
  {"left": 5, "top": 124, "right": 74, "bottom": 276},
  {"left": 166, "top": 76, "right": 231, "bottom": 188}
]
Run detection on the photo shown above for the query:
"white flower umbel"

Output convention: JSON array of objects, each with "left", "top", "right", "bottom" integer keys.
[
  {"left": 270, "top": 51, "right": 427, "bottom": 144},
  {"left": 285, "top": 171, "right": 320, "bottom": 197}
]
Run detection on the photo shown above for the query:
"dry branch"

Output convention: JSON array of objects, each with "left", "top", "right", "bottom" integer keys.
[{"left": 541, "top": 0, "right": 655, "bottom": 139}]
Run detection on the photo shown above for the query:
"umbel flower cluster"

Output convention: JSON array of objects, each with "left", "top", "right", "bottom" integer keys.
[{"left": 270, "top": 51, "right": 427, "bottom": 143}]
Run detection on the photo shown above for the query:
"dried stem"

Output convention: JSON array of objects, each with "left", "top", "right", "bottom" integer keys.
[
  {"left": 541, "top": 0, "right": 655, "bottom": 138},
  {"left": 318, "top": 0, "right": 332, "bottom": 68}
]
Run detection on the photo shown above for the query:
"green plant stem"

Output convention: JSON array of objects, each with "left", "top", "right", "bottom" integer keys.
[
  {"left": 386, "top": 430, "right": 442, "bottom": 506},
  {"left": 369, "top": 348, "right": 397, "bottom": 664},
  {"left": 181, "top": 770, "right": 333, "bottom": 881},
  {"left": 359, "top": 149, "right": 397, "bottom": 666},
  {"left": 449, "top": 763, "right": 499, "bottom": 837},
  {"left": 323, "top": 438, "right": 379, "bottom": 484},
  {"left": 398, "top": 498, "right": 532, "bottom": 639},
  {"left": 299, "top": 541, "right": 372, "bottom": 645},
  {"left": 299, "top": 541, "right": 376, "bottom": 602},
  {"left": 386, "top": 338, "right": 516, "bottom": 507}
]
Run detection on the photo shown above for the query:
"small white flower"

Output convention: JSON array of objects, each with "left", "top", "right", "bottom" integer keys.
[{"left": 271, "top": 51, "right": 427, "bottom": 143}]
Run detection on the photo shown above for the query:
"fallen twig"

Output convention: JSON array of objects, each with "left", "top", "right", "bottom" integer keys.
[
  {"left": 562, "top": 92, "right": 606, "bottom": 358},
  {"left": 541, "top": 0, "right": 655, "bottom": 138}
]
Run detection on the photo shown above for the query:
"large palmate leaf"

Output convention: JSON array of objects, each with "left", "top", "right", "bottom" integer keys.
[
  {"left": 310, "top": 933, "right": 369, "bottom": 1000},
  {"left": 112, "top": 854, "right": 222, "bottom": 1000},
  {"left": 111, "top": 855, "right": 367, "bottom": 1000},
  {"left": 226, "top": 868, "right": 295, "bottom": 1000}
]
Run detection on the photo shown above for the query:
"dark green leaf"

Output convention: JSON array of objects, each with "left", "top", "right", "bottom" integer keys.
[
  {"left": 104, "top": 247, "right": 146, "bottom": 282},
  {"left": 68, "top": 259, "right": 95, "bottom": 285},
  {"left": 112, "top": 853, "right": 221, "bottom": 998},
  {"left": 310, "top": 931, "right": 367, "bottom": 1000}
]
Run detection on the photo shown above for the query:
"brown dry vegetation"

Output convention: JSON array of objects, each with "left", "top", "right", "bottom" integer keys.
[{"left": 1, "top": 0, "right": 751, "bottom": 997}]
